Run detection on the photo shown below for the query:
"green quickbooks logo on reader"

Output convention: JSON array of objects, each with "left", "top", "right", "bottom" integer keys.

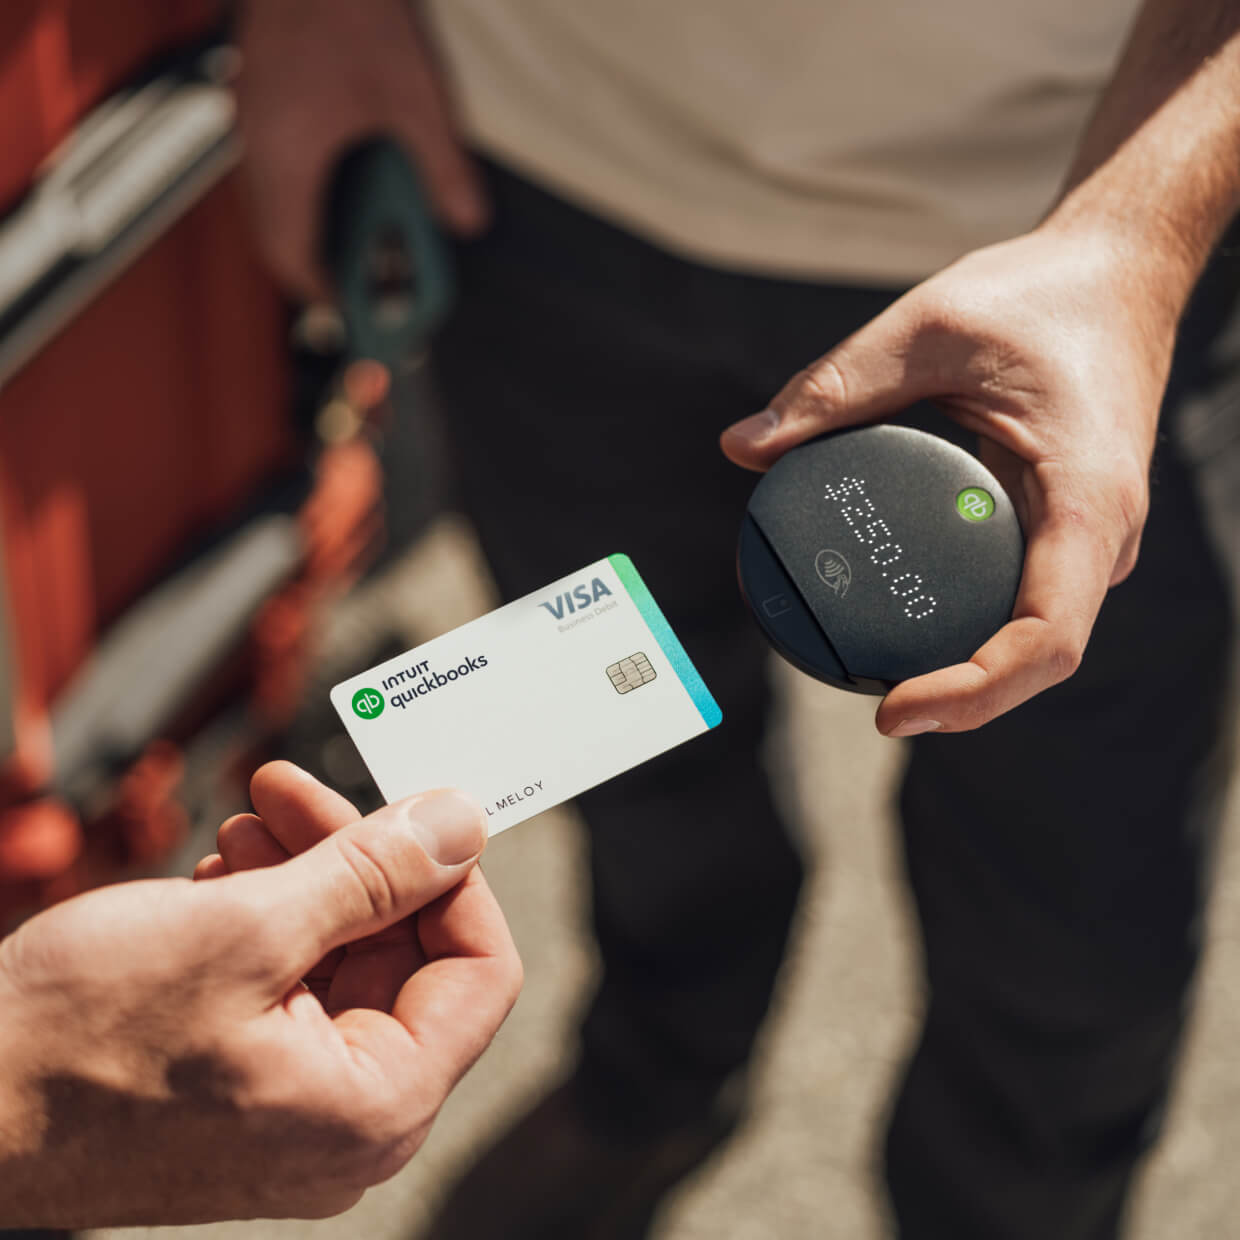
[{"left": 956, "top": 487, "right": 995, "bottom": 522}]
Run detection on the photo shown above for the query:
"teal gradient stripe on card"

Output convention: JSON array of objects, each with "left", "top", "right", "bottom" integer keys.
[{"left": 608, "top": 553, "right": 722, "bottom": 729}]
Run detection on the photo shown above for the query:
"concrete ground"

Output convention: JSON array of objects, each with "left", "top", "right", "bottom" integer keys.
[{"left": 88, "top": 517, "right": 1240, "bottom": 1240}]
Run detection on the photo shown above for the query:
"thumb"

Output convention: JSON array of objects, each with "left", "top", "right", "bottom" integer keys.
[
  {"left": 721, "top": 296, "right": 931, "bottom": 471},
  {"left": 242, "top": 787, "right": 486, "bottom": 985}
]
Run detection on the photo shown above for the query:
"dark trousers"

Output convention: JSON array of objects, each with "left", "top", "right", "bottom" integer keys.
[{"left": 431, "top": 162, "right": 1238, "bottom": 1240}]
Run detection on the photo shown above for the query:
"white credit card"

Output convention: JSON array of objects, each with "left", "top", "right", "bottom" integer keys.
[{"left": 331, "top": 554, "right": 722, "bottom": 834}]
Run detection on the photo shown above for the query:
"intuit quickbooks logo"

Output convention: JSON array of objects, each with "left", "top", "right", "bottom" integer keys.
[
  {"left": 383, "top": 654, "right": 490, "bottom": 710},
  {"left": 352, "top": 687, "right": 385, "bottom": 720}
]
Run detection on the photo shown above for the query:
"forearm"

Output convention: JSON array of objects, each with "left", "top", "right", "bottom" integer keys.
[{"left": 1043, "top": 0, "right": 1240, "bottom": 319}]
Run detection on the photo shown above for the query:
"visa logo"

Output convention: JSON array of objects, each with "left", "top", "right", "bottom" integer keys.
[{"left": 539, "top": 577, "right": 613, "bottom": 619}]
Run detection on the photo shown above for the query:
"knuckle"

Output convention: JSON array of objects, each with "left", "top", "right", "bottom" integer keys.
[
  {"left": 1071, "top": 460, "right": 1148, "bottom": 534},
  {"left": 802, "top": 357, "right": 848, "bottom": 410},
  {"left": 251, "top": 1136, "right": 371, "bottom": 1217},
  {"left": 369, "top": 1122, "right": 434, "bottom": 1186},
  {"left": 330, "top": 1104, "right": 427, "bottom": 1191},
  {"left": 1111, "top": 470, "right": 1149, "bottom": 532},
  {"left": 335, "top": 833, "right": 400, "bottom": 924},
  {"left": 911, "top": 286, "right": 971, "bottom": 339},
  {"left": 1111, "top": 543, "right": 1141, "bottom": 585},
  {"left": 777, "top": 357, "right": 848, "bottom": 418},
  {"left": 1045, "top": 639, "right": 1084, "bottom": 684},
  {"left": 499, "top": 948, "right": 525, "bottom": 1014},
  {"left": 449, "top": 1023, "right": 504, "bottom": 1084},
  {"left": 508, "top": 956, "right": 526, "bottom": 1009}
]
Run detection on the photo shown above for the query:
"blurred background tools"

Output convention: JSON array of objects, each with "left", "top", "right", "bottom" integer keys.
[{"left": 0, "top": 6, "right": 450, "bottom": 926}]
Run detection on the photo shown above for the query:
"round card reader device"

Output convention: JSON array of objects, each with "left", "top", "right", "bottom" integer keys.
[{"left": 738, "top": 425, "right": 1024, "bottom": 694}]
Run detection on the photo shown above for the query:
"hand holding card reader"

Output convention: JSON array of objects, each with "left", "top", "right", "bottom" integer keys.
[{"left": 738, "top": 426, "right": 1024, "bottom": 693}]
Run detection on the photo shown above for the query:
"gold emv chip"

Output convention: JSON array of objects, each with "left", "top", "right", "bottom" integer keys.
[{"left": 607, "top": 652, "right": 657, "bottom": 694}]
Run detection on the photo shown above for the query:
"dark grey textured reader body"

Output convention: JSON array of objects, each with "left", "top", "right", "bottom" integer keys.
[{"left": 738, "top": 425, "right": 1024, "bottom": 694}]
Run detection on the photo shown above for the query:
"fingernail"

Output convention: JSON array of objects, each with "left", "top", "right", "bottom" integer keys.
[
  {"left": 407, "top": 789, "right": 485, "bottom": 865},
  {"left": 888, "top": 718, "right": 943, "bottom": 738},
  {"left": 726, "top": 408, "right": 781, "bottom": 445}
]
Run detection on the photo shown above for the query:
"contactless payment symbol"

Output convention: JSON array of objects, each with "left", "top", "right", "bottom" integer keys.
[
  {"left": 956, "top": 487, "right": 995, "bottom": 523},
  {"left": 814, "top": 549, "right": 852, "bottom": 597},
  {"left": 352, "top": 687, "right": 385, "bottom": 720}
]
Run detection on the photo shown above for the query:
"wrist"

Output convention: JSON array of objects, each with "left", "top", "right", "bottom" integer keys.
[
  {"left": 1033, "top": 204, "right": 1195, "bottom": 341},
  {"left": 1037, "top": 0, "right": 1240, "bottom": 332}
]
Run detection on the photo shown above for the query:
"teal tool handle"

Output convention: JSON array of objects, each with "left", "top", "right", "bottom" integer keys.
[{"left": 323, "top": 136, "right": 454, "bottom": 367}]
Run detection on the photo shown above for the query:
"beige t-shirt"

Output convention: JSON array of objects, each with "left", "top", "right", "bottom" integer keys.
[{"left": 426, "top": 0, "right": 1140, "bottom": 283}]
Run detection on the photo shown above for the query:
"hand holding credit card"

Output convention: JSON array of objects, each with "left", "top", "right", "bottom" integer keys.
[{"left": 332, "top": 555, "right": 722, "bottom": 834}]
